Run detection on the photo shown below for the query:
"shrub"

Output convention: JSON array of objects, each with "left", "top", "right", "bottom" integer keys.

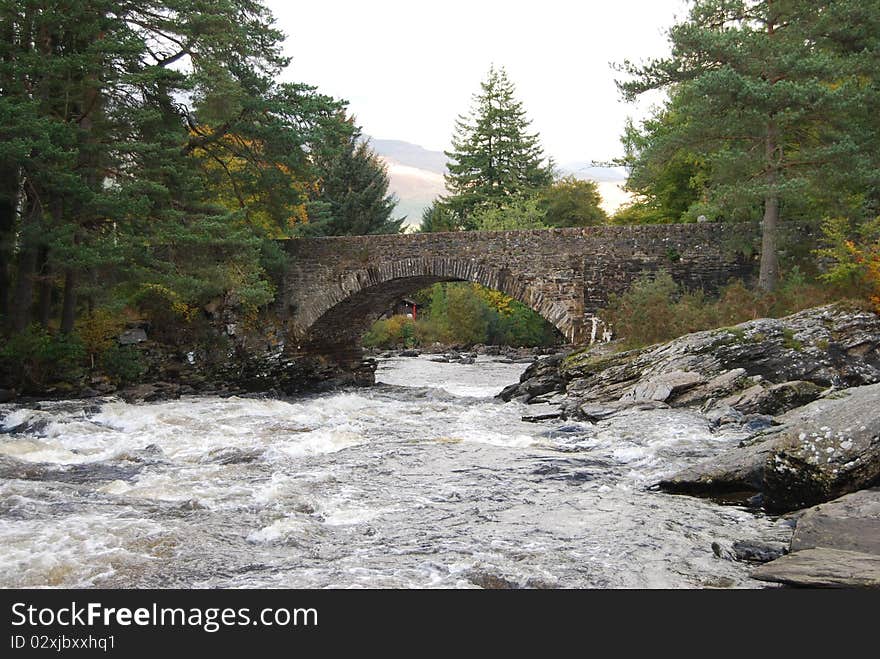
[
  {"left": 601, "top": 269, "right": 836, "bottom": 348},
  {"left": 99, "top": 344, "right": 145, "bottom": 385},
  {"left": 0, "top": 325, "right": 85, "bottom": 390},
  {"left": 130, "top": 284, "right": 196, "bottom": 344},
  {"left": 362, "top": 315, "right": 416, "bottom": 349},
  {"left": 77, "top": 309, "right": 126, "bottom": 369},
  {"left": 816, "top": 216, "right": 880, "bottom": 312}
]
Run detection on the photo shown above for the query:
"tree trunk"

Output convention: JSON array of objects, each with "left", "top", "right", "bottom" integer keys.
[
  {"left": 36, "top": 244, "right": 52, "bottom": 327},
  {"left": 758, "top": 120, "right": 780, "bottom": 292},
  {"left": 11, "top": 245, "right": 37, "bottom": 332},
  {"left": 10, "top": 192, "right": 41, "bottom": 332},
  {"left": 59, "top": 266, "right": 77, "bottom": 334},
  {"left": 0, "top": 186, "right": 14, "bottom": 328}
]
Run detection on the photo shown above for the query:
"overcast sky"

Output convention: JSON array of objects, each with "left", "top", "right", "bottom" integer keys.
[{"left": 264, "top": 0, "right": 689, "bottom": 165}]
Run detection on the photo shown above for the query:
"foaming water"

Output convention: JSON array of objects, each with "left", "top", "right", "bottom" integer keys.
[{"left": 0, "top": 356, "right": 789, "bottom": 588}]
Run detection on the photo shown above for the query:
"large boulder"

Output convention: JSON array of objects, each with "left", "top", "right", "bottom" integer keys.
[
  {"left": 752, "top": 489, "right": 880, "bottom": 588},
  {"left": 763, "top": 384, "right": 880, "bottom": 512},
  {"left": 788, "top": 488, "right": 880, "bottom": 555},
  {"left": 659, "top": 383, "right": 880, "bottom": 512},
  {"left": 496, "top": 354, "right": 565, "bottom": 402},
  {"left": 560, "top": 303, "right": 880, "bottom": 411},
  {"left": 751, "top": 548, "right": 880, "bottom": 588}
]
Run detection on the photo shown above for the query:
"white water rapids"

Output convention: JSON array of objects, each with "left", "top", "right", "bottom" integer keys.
[{"left": 0, "top": 356, "right": 791, "bottom": 588}]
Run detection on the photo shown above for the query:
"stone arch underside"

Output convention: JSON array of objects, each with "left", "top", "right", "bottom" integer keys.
[{"left": 293, "top": 258, "right": 575, "bottom": 359}]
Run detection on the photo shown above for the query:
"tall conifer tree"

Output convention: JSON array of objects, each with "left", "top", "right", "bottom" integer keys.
[
  {"left": 444, "top": 66, "right": 553, "bottom": 229},
  {"left": 617, "top": 0, "right": 880, "bottom": 291}
]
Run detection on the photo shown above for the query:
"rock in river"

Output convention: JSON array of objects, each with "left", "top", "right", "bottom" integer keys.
[{"left": 659, "top": 383, "right": 880, "bottom": 513}]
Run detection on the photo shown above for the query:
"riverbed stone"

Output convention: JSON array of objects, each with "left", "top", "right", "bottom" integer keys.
[
  {"left": 659, "top": 383, "right": 880, "bottom": 512},
  {"left": 789, "top": 488, "right": 880, "bottom": 555},
  {"left": 751, "top": 548, "right": 880, "bottom": 588},
  {"left": 762, "top": 384, "right": 880, "bottom": 512},
  {"left": 621, "top": 370, "right": 704, "bottom": 403},
  {"left": 658, "top": 435, "right": 778, "bottom": 494}
]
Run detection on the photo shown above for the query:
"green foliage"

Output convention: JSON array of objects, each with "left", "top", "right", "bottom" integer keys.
[
  {"left": 817, "top": 216, "right": 880, "bottom": 310},
  {"left": 538, "top": 176, "right": 608, "bottom": 227},
  {"left": 76, "top": 310, "right": 126, "bottom": 363},
  {"left": 616, "top": 0, "right": 880, "bottom": 289},
  {"left": 0, "top": 0, "right": 354, "bottom": 347},
  {"left": 362, "top": 315, "right": 416, "bottom": 349},
  {"left": 0, "top": 325, "right": 85, "bottom": 390},
  {"left": 443, "top": 65, "right": 553, "bottom": 228},
  {"left": 418, "top": 201, "right": 457, "bottom": 233},
  {"left": 303, "top": 121, "right": 403, "bottom": 236},
  {"left": 473, "top": 197, "right": 548, "bottom": 231},
  {"left": 601, "top": 269, "right": 834, "bottom": 348},
  {"left": 99, "top": 344, "right": 145, "bottom": 385},
  {"left": 362, "top": 283, "right": 561, "bottom": 348},
  {"left": 444, "top": 284, "right": 492, "bottom": 344}
]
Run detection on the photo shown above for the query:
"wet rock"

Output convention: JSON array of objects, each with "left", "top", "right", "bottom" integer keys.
[
  {"left": 716, "top": 380, "right": 823, "bottom": 416},
  {"left": 458, "top": 356, "right": 476, "bottom": 365},
  {"left": 496, "top": 354, "right": 565, "bottom": 402},
  {"left": 204, "top": 447, "right": 264, "bottom": 465},
  {"left": 497, "top": 382, "right": 522, "bottom": 402},
  {"left": 398, "top": 349, "right": 420, "bottom": 357},
  {"left": 751, "top": 548, "right": 880, "bottom": 588},
  {"left": 2, "top": 413, "right": 51, "bottom": 436},
  {"left": 751, "top": 489, "right": 880, "bottom": 587},
  {"left": 763, "top": 384, "right": 880, "bottom": 512},
  {"left": 658, "top": 436, "right": 776, "bottom": 495},
  {"left": 621, "top": 370, "right": 704, "bottom": 403},
  {"left": 521, "top": 412, "right": 561, "bottom": 422},
  {"left": 660, "top": 383, "right": 880, "bottom": 512},
  {"left": 429, "top": 356, "right": 449, "bottom": 363},
  {"left": 788, "top": 488, "right": 880, "bottom": 555},
  {"left": 563, "top": 398, "right": 670, "bottom": 422},
  {"left": 731, "top": 540, "right": 788, "bottom": 563},
  {"left": 465, "top": 570, "right": 520, "bottom": 589},
  {"left": 560, "top": 303, "right": 880, "bottom": 407},
  {"left": 119, "top": 383, "right": 160, "bottom": 403}
]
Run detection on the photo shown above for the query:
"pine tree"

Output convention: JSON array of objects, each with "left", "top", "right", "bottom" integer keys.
[
  {"left": 444, "top": 66, "right": 553, "bottom": 229},
  {"left": 418, "top": 201, "right": 456, "bottom": 233},
  {"left": 304, "top": 122, "right": 403, "bottom": 236},
  {"left": 617, "top": 0, "right": 880, "bottom": 291},
  {"left": 0, "top": 0, "right": 351, "bottom": 335}
]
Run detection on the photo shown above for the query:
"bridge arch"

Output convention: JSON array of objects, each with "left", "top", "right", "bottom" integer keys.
[
  {"left": 294, "top": 257, "right": 573, "bottom": 358},
  {"left": 281, "top": 224, "right": 765, "bottom": 368}
]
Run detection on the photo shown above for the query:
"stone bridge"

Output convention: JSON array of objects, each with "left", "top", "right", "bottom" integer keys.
[{"left": 280, "top": 222, "right": 762, "bottom": 365}]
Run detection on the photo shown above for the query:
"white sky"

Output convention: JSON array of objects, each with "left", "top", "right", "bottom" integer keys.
[{"left": 264, "top": 0, "right": 689, "bottom": 164}]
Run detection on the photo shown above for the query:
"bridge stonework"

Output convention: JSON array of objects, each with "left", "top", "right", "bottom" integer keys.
[{"left": 281, "top": 223, "right": 761, "bottom": 362}]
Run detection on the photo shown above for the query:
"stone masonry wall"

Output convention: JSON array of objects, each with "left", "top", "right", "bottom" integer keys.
[{"left": 280, "top": 222, "right": 764, "bottom": 362}]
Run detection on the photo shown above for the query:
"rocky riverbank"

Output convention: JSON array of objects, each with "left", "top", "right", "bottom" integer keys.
[{"left": 498, "top": 302, "right": 880, "bottom": 586}]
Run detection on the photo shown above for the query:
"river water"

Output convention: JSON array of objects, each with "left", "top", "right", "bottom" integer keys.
[{"left": 0, "top": 356, "right": 791, "bottom": 588}]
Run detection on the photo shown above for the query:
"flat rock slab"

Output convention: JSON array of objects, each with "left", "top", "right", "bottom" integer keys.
[
  {"left": 657, "top": 436, "right": 777, "bottom": 494},
  {"left": 751, "top": 548, "right": 880, "bottom": 588},
  {"left": 790, "top": 488, "right": 880, "bottom": 555}
]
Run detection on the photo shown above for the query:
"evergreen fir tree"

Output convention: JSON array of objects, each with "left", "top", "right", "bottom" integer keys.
[
  {"left": 304, "top": 123, "right": 403, "bottom": 236},
  {"left": 444, "top": 66, "right": 553, "bottom": 229}
]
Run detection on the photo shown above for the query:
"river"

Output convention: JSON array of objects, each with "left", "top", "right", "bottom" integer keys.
[{"left": 0, "top": 355, "right": 791, "bottom": 588}]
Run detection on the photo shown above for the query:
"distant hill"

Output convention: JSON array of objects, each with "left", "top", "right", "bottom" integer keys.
[
  {"left": 367, "top": 138, "right": 632, "bottom": 228},
  {"left": 368, "top": 138, "right": 449, "bottom": 174}
]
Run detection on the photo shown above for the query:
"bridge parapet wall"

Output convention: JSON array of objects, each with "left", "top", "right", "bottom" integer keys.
[{"left": 282, "top": 222, "right": 762, "bottom": 354}]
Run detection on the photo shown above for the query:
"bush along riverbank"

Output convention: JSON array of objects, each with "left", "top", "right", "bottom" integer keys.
[
  {"left": 499, "top": 302, "right": 880, "bottom": 587},
  {"left": 0, "top": 300, "right": 375, "bottom": 404}
]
